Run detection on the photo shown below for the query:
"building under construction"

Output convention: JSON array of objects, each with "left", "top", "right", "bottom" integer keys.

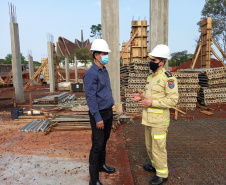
[{"left": 0, "top": 1, "right": 226, "bottom": 185}]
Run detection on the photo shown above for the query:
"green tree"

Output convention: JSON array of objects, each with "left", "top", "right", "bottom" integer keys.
[
  {"left": 75, "top": 48, "right": 93, "bottom": 67},
  {"left": 169, "top": 50, "right": 193, "bottom": 67},
  {"left": 21, "top": 54, "right": 26, "bottom": 64},
  {"left": 4, "top": 53, "right": 27, "bottom": 64},
  {"left": 90, "top": 24, "right": 102, "bottom": 38},
  {"left": 5, "top": 54, "right": 12, "bottom": 64},
  {"left": 198, "top": 0, "right": 226, "bottom": 57},
  {"left": 33, "top": 61, "right": 41, "bottom": 66}
]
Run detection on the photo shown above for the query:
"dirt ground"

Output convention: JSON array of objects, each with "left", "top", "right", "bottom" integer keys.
[
  {"left": 0, "top": 85, "right": 226, "bottom": 185},
  {"left": 0, "top": 114, "right": 134, "bottom": 185}
]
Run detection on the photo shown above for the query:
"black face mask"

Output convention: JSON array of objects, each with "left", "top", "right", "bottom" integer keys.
[{"left": 149, "top": 61, "right": 160, "bottom": 71}]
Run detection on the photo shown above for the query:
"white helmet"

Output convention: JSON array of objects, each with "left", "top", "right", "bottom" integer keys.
[
  {"left": 149, "top": 44, "right": 170, "bottom": 59},
  {"left": 90, "top": 39, "right": 111, "bottom": 52}
]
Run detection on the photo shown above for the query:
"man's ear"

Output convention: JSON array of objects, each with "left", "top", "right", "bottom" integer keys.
[
  {"left": 161, "top": 60, "right": 166, "bottom": 66},
  {"left": 94, "top": 53, "right": 98, "bottom": 60}
]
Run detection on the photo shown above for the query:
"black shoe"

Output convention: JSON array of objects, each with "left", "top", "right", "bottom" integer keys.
[
  {"left": 143, "top": 164, "right": 156, "bottom": 172},
  {"left": 150, "top": 176, "right": 168, "bottom": 185},
  {"left": 99, "top": 163, "right": 115, "bottom": 173}
]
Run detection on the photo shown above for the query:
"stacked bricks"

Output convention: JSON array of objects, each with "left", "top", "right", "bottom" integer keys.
[
  {"left": 198, "top": 67, "right": 226, "bottom": 105},
  {"left": 172, "top": 72, "right": 200, "bottom": 110},
  {"left": 120, "top": 60, "right": 149, "bottom": 113}
]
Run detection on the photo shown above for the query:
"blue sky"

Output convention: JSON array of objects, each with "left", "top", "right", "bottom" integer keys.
[{"left": 0, "top": 0, "right": 206, "bottom": 62}]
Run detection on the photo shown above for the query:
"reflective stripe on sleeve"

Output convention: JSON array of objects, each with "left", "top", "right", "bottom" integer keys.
[
  {"left": 159, "top": 73, "right": 167, "bottom": 80},
  {"left": 147, "top": 108, "right": 164, "bottom": 114},
  {"left": 154, "top": 133, "right": 167, "bottom": 140},
  {"left": 156, "top": 168, "right": 168, "bottom": 174}
]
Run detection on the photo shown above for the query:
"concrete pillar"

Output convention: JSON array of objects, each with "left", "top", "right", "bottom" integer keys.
[
  {"left": 47, "top": 42, "right": 55, "bottom": 92},
  {"left": 28, "top": 54, "right": 35, "bottom": 86},
  {"left": 10, "top": 22, "right": 24, "bottom": 103},
  {"left": 65, "top": 56, "right": 70, "bottom": 82},
  {"left": 74, "top": 56, "right": 78, "bottom": 83},
  {"left": 101, "top": 0, "right": 121, "bottom": 104},
  {"left": 150, "top": 0, "right": 169, "bottom": 69}
]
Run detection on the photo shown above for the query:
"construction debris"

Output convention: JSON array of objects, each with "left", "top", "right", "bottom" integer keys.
[
  {"left": 200, "top": 110, "right": 214, "bottom": 116},
  {"left": 19, "top": 119, "right": 51, "bottom": 132},
  {"left": 33, "top": 92, "right": 71, "bottom": 104}
]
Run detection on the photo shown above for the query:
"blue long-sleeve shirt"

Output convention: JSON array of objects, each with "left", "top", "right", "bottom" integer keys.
[{"left": 83, "top": 63, "right": 114, "bottom": 122}]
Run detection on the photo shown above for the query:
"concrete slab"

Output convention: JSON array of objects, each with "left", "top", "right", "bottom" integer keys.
[{"left": 0, "top": 153, "right": 89, "bottom": 185}]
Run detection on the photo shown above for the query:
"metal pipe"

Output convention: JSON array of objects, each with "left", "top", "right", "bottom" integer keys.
[{"left": 19, "top": 120, "right": 36, "bottom": 132}]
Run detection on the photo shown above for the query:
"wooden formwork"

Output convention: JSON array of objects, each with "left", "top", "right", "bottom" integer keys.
[
  {"left": 42, "top": 43, "right": 60, "bottom": 87},
  {"left": 131, "top": 20, "right": 149, "bottom": 63},
  {"left": 191, "top": 17, "right": 226, "bottom": 69},
  {"left": 52, "top": 43, "right": 59, "bottom": 90},
  {"left": 200, "top": 17, "right": 212, "bottom": 68},
  {"left": 42, "top": 58, "right": 49, "bottom": 82},
  {"left": 121, "top": 42, "right": 131, "bottom": 65}
]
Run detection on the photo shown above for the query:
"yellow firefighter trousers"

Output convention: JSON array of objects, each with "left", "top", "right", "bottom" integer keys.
[{"left": 145, "top": 126, "right": 168, "bottom": 178}]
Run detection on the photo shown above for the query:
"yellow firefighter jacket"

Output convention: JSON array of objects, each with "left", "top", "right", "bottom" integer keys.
[{"left": 141, "top": 68, "right": 179, "bottom": 128}]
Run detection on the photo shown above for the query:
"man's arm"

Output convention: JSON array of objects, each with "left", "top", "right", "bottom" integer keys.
[{"left": 83, "top": 72, "right": 102, "bottom": 123}]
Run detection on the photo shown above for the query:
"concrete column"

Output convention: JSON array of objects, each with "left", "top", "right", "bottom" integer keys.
[
  {"left": 74, "top": 56, "right": 78, "bottom": 83},
  {"left": 150, "top": 0, "right": 169, "bottom": 69},
  {"left": 10, "top": 22, "right": 24, "bottom": 103},
  {"left": 101, "top": 0, "right": 121, "bottom": 104},
  {"left": 47, "top": 42, "right": 55, "bottom": 92},
  {"left": 28, "top": 54, "right": 35, "bottom": 86},
  {"left": 65, "top": 56, "right": 70, "bottom": 82}
]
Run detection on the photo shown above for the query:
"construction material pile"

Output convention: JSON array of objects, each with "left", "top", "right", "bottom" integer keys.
[
  {"left": 197, "top": 67, "right": 226, "bottom": 105},
  {"left": 120, "top": 61, "right": 149, "bottom": 113},
  {"left": 19, "top": 119, "right": 50, "bottom": 132},
  {"left": 172, "top": 72, "right": 200, "bottom": 110},
  {"left": 33, "top": 92, "right": 75, "bottom": 104}
]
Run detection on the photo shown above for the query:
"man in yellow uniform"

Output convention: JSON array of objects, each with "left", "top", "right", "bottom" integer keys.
[{"left": 131, "top": 44, "right": 179, "bottom": 185}]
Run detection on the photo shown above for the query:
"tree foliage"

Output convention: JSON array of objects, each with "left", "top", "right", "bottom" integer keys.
[
  {"left": 90, "top": 24, "right": 102, "bottom": 38},
  {"left": 168, "top": 50, "right": 193, "bottom": 67},
  {"left": 75, "top": 48, "right": 93, "bottom": 67},
  {"left": 3, "top": 53, "right": 41, "bottom": 66},
  {"left": 198, "top": 0, "right": 226, "bottom": 54},
  {"left": 4, "top": 53, "right": 26, "bottom": 64}
]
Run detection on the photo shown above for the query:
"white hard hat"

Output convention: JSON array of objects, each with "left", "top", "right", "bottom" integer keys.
[
  {"left": 149, "top": 44, "right": 170, "bottom": 59},
  {"left": 90, "top": 39, "right": 111, "bottom": 52}
]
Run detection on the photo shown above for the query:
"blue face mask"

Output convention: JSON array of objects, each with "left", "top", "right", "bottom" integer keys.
[{"left": 100, "top": 55, "right": 109, "bottom": 65}]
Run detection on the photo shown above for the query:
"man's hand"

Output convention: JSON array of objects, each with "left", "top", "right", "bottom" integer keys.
[
  {"left": 131, "top": 92, "right": 142, "bottom": 101},
  {"left": 96, "top": 120, "right": 104, "bottom": 129},
  {"left": 138, "top": 96, "right": 152, "bottom": 108}
]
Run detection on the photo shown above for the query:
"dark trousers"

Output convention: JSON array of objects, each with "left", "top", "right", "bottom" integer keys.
[{"left": 89, "top": 107, "right": 113, "bottom": 166}]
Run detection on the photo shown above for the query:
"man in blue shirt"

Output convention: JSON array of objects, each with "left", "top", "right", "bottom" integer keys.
[{"left": 83, "top": 39, "right": 115, "bottom": 185}]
